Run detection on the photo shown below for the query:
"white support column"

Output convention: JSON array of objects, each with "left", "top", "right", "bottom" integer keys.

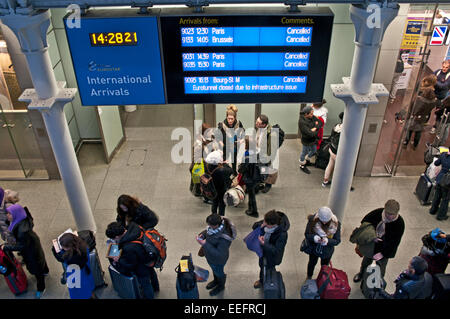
[
  {"left": 1, "top": 10, "right": 97, "bottom": 232},
  {"left": 328, "top": 3, "right": 399, "bottom": 222}
]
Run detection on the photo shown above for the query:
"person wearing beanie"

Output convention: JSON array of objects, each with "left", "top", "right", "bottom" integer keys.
[
  {"left": 205, "top": 150, "right": 235, "bottom": 216},
  {"left": 298, "top": 105, "right": 323, "bottom": 174},
  {"left": 353, "top": 199, "right": 405, "bottom": 284},
  {"left": 301, "top": 207, "right": 341, "bottom": 279},
  {"left": 419, "top": 228, "right": 450, "bottom": 275},
  {"left": 382, "top": 256, "right": 433, "bottom": 299}
]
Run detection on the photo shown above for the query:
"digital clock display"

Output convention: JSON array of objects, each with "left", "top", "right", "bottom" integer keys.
[{"left": 89, "top": 32, "right": 138, "bottom": 46}]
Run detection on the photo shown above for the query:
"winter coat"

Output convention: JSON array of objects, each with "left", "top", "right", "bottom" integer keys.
[
  {"left": 252, "top": 212, "right": 290, "bottom": 267},
  {"left": 349, "top": 221, "right": 376, "bottom": 258},
  {"left": 434, "top": 153, "right": 450, "bottom": 185},
  {"left": 361, "top": 208, "right": 405, "bottom": 259},
  {"left": 3, "top": 217, "right": 49, "bottom": 276},
  {"left": 329, "top": 123, "right": 342, "bottom": 154},
  {"left": 434, "top": 69, "right": 450, "bottom": 100},
  {"left": 218, "top": 120, "right": 245, "bottom": 163},
  {"left": 52, "top": 246, "right": 95, "bottom": 299},
  {"left": 114, "top": 222, "right": 151, "bottom": 277},
  {"left": 238, "top": 151, "right": 261, "bottom": 186},
  {"left": 304, "top": 215, "right": 341, "bottom": 260},
  {"left": 203, "top": 218, "right": 236, "bottom": 266},
  {"left": 406, "top": 96, "right": 437, "bottom": 132},
  {"left": 116, "top": 203, "right": 159, "bottom": 230},
  {"left": 207, "top": 163, "right": 234, "bottom": 197},
  {"left": 299, "top": 114, "right": 323, "bottom": 146},
  {"left": 393, "top": 272, "right": 433, "bottom": 299}
]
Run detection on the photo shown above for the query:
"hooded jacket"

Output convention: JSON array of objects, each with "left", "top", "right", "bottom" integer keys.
[
  {"left": 393, "top": 272, "right": 433, "bottom": 299},
  {"left": 252, "top": 212, "right": 290, "bottom": 267},
  {"left": 203, "top": 218, "right": 236, "bottom": 266},
  {"left": 299, "top": 114, "right": 322, "bottom": 146},
  {"left": 3, "top": 217, "right": 49, "bottom": 276},
  {"left": 115, "top": 222, "right": 151, "bottom": 277}
]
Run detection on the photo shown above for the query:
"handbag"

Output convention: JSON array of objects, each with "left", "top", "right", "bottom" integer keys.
[
  {"left": 198, "top": 247, "right": 205, "bottom": 257},
  {"left": 243, "top": 228, "right": 263, "bottom": 258}
]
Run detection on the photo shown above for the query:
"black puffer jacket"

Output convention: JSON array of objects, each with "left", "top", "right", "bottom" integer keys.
[
  {"left": 393, "top": 272, "right": 433, "bottom": 299},
  {"left": 115, "top": 222, "right": 151, "bottom": 277},
  {"left": 238, "top": 151, "right": 260, "bottom": 186},
  {"left": 207, "top": 163, "right": 234, "bottom": 196},
  {"left": 117, "top": 203, "right": 159, "bottom": 230},
  {"left": 252, "top": 212, "right": 290, "bottom": 267},
  {"left": 299, "top": 114, "right": 322, "bottom": 146},
  {"left": 4, "top": 217, "right": 49, "bottom": 276}
]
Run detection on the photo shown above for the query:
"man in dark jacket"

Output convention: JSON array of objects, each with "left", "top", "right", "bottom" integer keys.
[
  {"left": 238, "top": 136, "right": 261, "bottom": 218},
  {"left": 382, "top": 256, "right": 433, "bottom": 299},
  {"left": 429, "top": 150, "right": 450, "bottom": 221},
  {"left": 252, "top": 210, "right": 290, "bottom": 289},
  {"left": 205, "top": 151, "right": 235, "bottom": 216},
  {"left": 299, "top": 106, "right": 323, "bottom": 174},
  {"left": 196, "top": 214, "right": 236, "bottom": 296},
  {"left": 353, "top": 199, "right": 405, "bottom": 283},
  {"left": 106, "top": 222, "right": 154, "bottom": 299},
  {"left": 432, "top": 60, "right": 450, "bottom": 134}
]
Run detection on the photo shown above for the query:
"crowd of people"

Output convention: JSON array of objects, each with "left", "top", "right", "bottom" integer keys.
[{"left": 0, "top": 103, "right": 448, "bottom": 300}]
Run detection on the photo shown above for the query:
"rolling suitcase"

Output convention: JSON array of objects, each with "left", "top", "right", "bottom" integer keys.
[
  {"left": 263, "top": 266, "right": 285, "bottom": 299},
  {"left": 0, "top": 249, "right": 27, "bottom": 296},
  {"left": 431, "top": 273, "right": 450, "bottom": 300},
  {"left": 175, "top": 254, "right": 199, "bottom": 299},
  {"left": 108, "top": 265, "right": 141, "bottom": 299},
  {"left": 415, "top": 173, "right": 436, "bottom": 205},
  {"left": 89, "top": 249, "right": 107, "bottom": 289},
  {"left": 316, "top": 262, "right": 351, "bottom": 299}
]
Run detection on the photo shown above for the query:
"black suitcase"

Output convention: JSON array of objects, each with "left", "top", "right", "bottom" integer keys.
[
  {"left": 432, "top": 273, "right": 450, "bottom": 300},
  {"left": 263, "top": 267, "right": 285, "bottom": 299},
  {"left": 89, "top": 249, "right": 107, "bottom": 289},
  {"left": 175, "top": 254, "right": 199, "bottom": 299},
  {"left": 108, "top": 265, "right": 141, "bottom": 299},
  {"left": 315, "top": 139, "right": 330, "bottom": 170},
  {"left": 415, "top": 174, "right": 436, "bottom": 205}
]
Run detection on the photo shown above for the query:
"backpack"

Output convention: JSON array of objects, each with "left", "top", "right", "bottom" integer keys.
[
  {"left": 175, "top": 254, "right": 197, "bottom": 292},
  {"left": 271, "top": 124, "right": 285, "bottom": 147},
  {"left": 134, "top": 226, "right": 167, "bottom": 270},
  {"left": 200, "top": 166, "right": 220, "bottom": 200}
]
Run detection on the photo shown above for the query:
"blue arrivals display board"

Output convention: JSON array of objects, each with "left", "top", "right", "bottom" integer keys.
[
  {"left": 64, "top": 13, "right": 166, "bottom": 106},
  {"left": 160, "top": 8, "right": 334, "bottom": 103}
]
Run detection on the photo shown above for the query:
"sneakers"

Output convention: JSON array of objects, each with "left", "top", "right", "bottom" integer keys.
[
  {"left": 322, "top": 181, "right": 331, "bottom": 188},
  {"left": 300, "top": 165, "right": 311, "bottom": 174},
  {"left": 35, "top": 290, "right": 45, "bottom": 299},
  {"left": 245, "top": 210, "right": 259, "bottom": 218},
  {"left": 253, "top": 280, "right": 262, "bottom": 289}
]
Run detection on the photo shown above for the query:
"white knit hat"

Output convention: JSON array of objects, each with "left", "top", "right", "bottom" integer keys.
[
  {"left": 205, "top": 150, "right": 223, "bottom": 165},
  {"left": 318, "top": 207, "right": 333, "bottom": 223}
]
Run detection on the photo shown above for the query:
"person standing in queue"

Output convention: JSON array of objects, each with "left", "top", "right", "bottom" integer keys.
[{"left": 429, "top": 149, "right": 450, "bottom": 221}]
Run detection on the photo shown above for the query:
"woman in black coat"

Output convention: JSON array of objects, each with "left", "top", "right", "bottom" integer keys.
[
  {"left": 4, "top": 204, "right": 49, "bottom": 298},
  {"left": 302, "top": 207, "right": 341, "bottom": 279},
  {"left": 116, "top": 194, "right": 159, "bottom": 230},
  {"left": 252, "top": 210, "right": 290, "bottom": 289}
]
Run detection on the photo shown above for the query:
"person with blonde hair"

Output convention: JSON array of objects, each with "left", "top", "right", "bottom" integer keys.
[{"left": 218, "top": 104, "right": 245, "bottom": 173}]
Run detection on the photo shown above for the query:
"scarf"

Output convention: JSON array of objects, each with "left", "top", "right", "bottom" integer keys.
[
  {"left": 6, "top": 204, "right": 27, "bottom": 232},
  {"left": 375, "top": 210, "right": 399, "bottom": 239},
  {"left": 313, "top": 212, "right": 338, "bottom": 238},
  {"left": 264, "top": 225, "right": 278, "bottom": 243},
  {"left": 207, "top": 222, "right": 224, "bottom": 236}
]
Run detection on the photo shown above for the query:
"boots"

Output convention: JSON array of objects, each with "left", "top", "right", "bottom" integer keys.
[
  {"left": 209, "top": 274, "right": 226, "bottom": 296},
  {"left": 206, "top": 274, "right": 218, "bottom": 290}
]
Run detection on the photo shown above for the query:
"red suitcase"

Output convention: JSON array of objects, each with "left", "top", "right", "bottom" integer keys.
[
  {"left": 316, "top": 261, "right": 351, "bottom": 299},
  {"left": 0, "top": 248, "right": 28, "bottom": 295}
]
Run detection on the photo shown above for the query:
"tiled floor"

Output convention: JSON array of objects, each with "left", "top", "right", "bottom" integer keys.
[{"left": 0, "top": 125, "right": 448, "bottom": 299}]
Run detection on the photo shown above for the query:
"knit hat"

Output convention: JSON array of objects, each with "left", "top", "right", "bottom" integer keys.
[
  {"left": 205, "top": 150, "right": 223, "bottom": 165},
  {"left": 301, "top": 105, "right": 313, "bottom": 114},
  {"left": 410, "top": 256, "right": 428, "bottom": 275},
  {"left": 318, "top": 207, "right": 333, "bottom": 223}
]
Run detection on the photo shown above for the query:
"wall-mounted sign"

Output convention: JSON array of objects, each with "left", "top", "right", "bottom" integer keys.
[
  {"left": 160, "top": 8, "right": 334, "bottom": 103},
  {"left": 64, "top": 13, "right": 166, "bottom": 106}
]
